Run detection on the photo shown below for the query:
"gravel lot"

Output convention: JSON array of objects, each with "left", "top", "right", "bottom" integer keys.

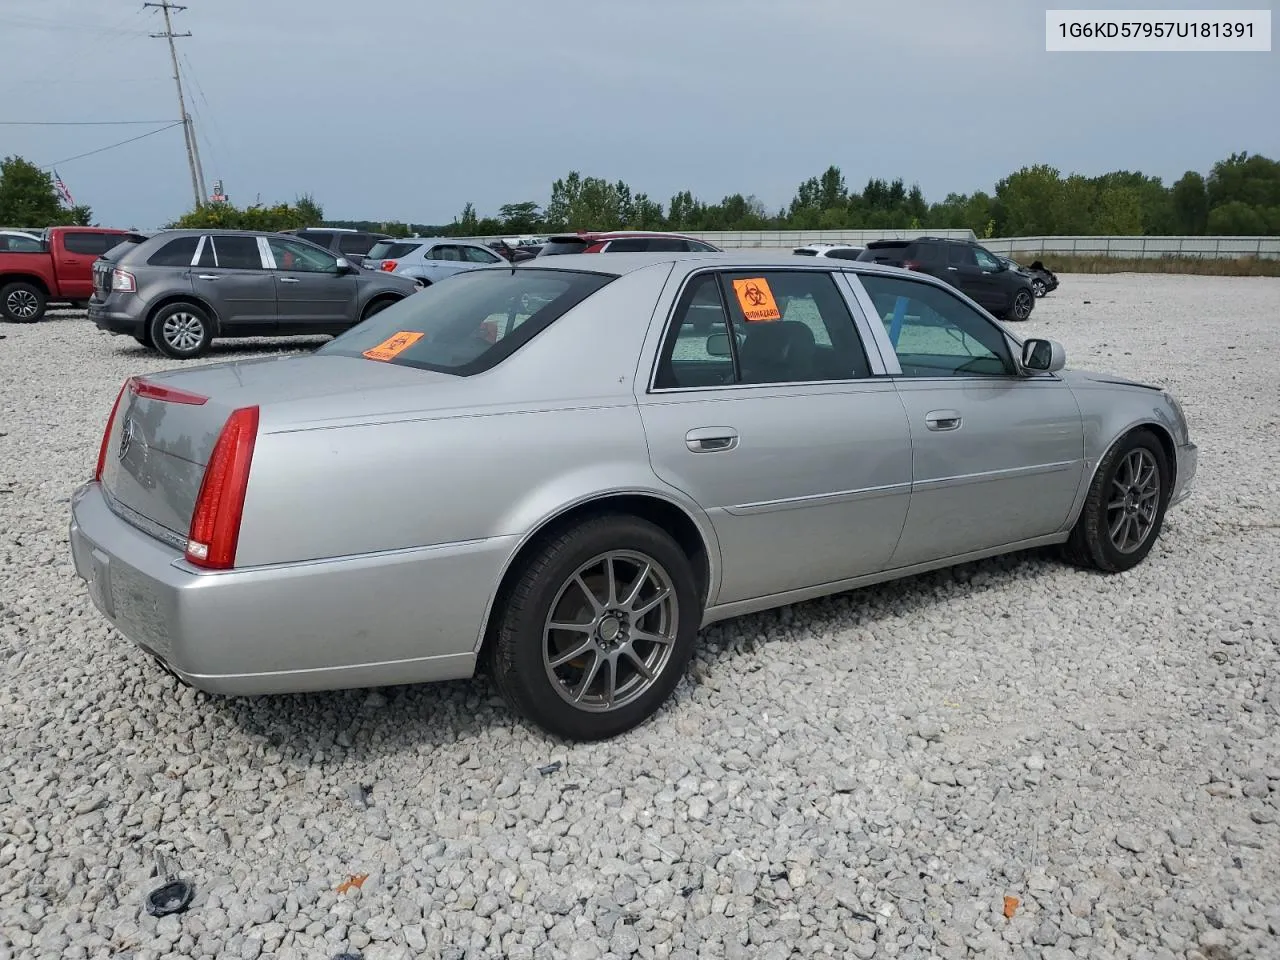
[{"left": 2, "top": 273, "right": 1278, "bottom": 960}]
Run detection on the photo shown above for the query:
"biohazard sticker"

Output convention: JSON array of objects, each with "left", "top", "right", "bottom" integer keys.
[
  {"left": 732, "top": 277, "right": 781, "bottom": 322},
  {"left": 363, "top": 331, "right": 424, "bottom": 361}
]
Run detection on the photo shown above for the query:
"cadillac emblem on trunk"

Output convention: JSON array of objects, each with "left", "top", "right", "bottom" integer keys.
[{"left": 118, "top": 417, "right": 138, "bottom": 461}]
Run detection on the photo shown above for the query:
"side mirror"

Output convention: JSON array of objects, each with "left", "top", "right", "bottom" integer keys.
[
  {"left": 1022, "top": 337, "right": 1066, "bottom": 373},
  {"left": 706, "top": 332, "right": 731, "bottom": 357},
  {"left": 335, "top": 257, "right": 355, "bottom": 275}
]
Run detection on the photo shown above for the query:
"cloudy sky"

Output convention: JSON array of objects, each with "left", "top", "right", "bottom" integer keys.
[{"left": 4, "top": 0, "right": 1277, "bottom": 228}]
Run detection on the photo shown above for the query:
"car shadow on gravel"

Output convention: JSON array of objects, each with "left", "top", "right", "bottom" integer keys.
[
  {"left": 108, "top": 338, "right": 332, "bottom": 360},
  {"left": 195, "top": 547, "right": 1068, "bottom": 762}
]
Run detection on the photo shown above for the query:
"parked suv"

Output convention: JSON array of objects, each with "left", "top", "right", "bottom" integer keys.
[
  {"left": 278, "top": 227, "right": 392, "bottom": 265},
  {"left": 857, "top": 237, "right": 1035, "bottom": 321},
  {"left": 361, "top": 237, "right": 505, "bottom": 284},
  {"left": 536, "top": 231, "right": 722, "bottom": 256},
  {"left": 88, "top": 229, "right": 419, "bottom": 359}
]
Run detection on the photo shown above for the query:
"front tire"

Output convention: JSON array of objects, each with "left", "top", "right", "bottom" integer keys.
[
  {"left": 150, "top": 302, "right": 213, "bottom": 359},
  {"left": 1062, "top": 430, "right": 1169, "bottom": 573},
  {"left": 361, "top": 296, "right": 398, "bottom": 322},
  {"left": 1, "top": 282, "right": 47, "bottom": 323},
  {"left": 488, "top": 515, "right": 701, "bottom": 741}
]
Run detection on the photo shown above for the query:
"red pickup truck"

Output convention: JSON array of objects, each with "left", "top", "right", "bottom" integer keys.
[{"left": 0, "top": 227, "right": 130, "bottom": 322}]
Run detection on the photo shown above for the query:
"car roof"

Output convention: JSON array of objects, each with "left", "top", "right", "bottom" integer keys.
[
  {"left": 547, "top": 231, "right": 704, "bottom": 242},
  {"left": 511, "top": 250, "right": 945, "bottom": 280}
]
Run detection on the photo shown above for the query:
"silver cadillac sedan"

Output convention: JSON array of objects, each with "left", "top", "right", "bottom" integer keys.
[{"left": 70, "top": 252, "right": 1197, "bottom": 740}]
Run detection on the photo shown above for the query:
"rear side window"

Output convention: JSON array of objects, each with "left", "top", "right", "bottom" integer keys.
[
  {"left": 429, "top": 245, "right": 463, "bottom": 262},
  {"left": 63, "top": 232, "right": 120, "bottom": 255},
  {"left": 319, "top": 268, "right": 615, "bottom": 376},
  {"left": 539, "top": 238, "right": 589, "bottom": 256},
  {"left": 655, "top": 270, "right": 871, "bottom": 388},
  {"left": 210, "top": 236, "right": 264, "bottom": 269},
  {"left": 299, "top": 231, "right": 334, "bottom": 249},
  {"left": 826, "top": 248, "right": 862, "bottom": 261},
  {"left": 462, "top": 245, "right": 501, "bottom": 264},
  {"left": 646, "top": 237, "right": 688, "bottom": 252},
  {"left": 366, "top": 241, "right": 421, "bottom": 260},
  {"left": 603, "top": 237, "right": 649, "bottom": 253},
  {"left": 147, "top": 236, "right": 200, "bottom": 266},
  {"left": 793, "top": 248, "right": 818, "bottom": 256}
]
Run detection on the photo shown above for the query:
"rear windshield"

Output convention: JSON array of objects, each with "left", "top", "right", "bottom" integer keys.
[
  {"left": 319, "top": 268, "right": 615, "bottom": 376},
  {"left": 857, "top": 241, "right": 909, "bottom": 263},
  {"left": 539, "top": 238, "right": 590, "bottom": 256},
  {"left": 366, "top": 241, "right": 422, "bottom": 260}
]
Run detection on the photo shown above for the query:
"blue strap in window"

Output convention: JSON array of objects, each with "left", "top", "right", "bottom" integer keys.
[{"left": 888, "top": 296, "right": 908, "bottom": 347}]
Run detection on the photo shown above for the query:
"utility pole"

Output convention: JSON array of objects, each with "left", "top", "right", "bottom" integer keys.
[{"left": 145, "top": 1, "right": 205, "bottom": 208}]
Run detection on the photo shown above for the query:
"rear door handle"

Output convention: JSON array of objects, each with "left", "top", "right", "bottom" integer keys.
[
  {"left": 685, "top": 426, "right": 738, "bottom": 453},
  {"left": 946, "top": 266, "right": 959, "bottom": 272},
  {"left": 278, "top": 277, "right": 300, "bottom": 283},
  {"left": 924, "top": 410, "right": 962, "bottom": 431},
  {"left": 196, "top": 274, "right": 219, "bottom": 280}
]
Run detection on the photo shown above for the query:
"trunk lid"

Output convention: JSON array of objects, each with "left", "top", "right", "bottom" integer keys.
[{"left": 98, "top": 356, "right": 468, "bottom": 542}]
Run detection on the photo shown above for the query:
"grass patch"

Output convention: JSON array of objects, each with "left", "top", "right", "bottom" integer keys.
[{"left": 1012, "top": 252, "right": 1280, "bottom": 277}]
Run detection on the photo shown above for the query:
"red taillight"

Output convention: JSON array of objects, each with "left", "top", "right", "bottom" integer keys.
[
  {"left": 380, "top": 259, "right": 397, "bottom": 272},
  {"left": 94, "top": 381, "right": 129, "bottom": 481},
  {"left": 185, "top": 406, "right": 260, "bottom": 570},
  {"left": 132, "top": 380, "right": 208, "bottom": 405},
  {"left": 902, "top": 259, "right": 923, "bottom": 271}
]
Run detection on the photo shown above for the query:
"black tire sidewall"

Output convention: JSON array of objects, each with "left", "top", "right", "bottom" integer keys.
[
  {"left": 493, "top": 516, "right": 701, "bottom": 741},
  {"left": 361, "top": 297, "right": 396, "bottom": 322},
  {"left": 2, "top": 282, "right": 47, "bottom": 323},
  {"left": 1011, "top": 289, "right": 1033, "bottom": 320},
  {"left": 149, "top": 303, "right": 212, "bottom": 359},
  {"left": 1085, "top": 432, "right": 1171, "bottom": 571}
]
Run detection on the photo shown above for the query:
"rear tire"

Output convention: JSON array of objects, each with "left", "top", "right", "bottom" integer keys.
[
  {"left": 150, "top": 302, "right": 213, "bottom": 359},
  {"left": 1, "top": 282, "right": 47, "bottom": 323},
  {"left": 488, "top": 515, "right": 701, "bottom": 741},
  {"left": 1004, "top": 288, "right": 1034, "bottom": 321},
  {"left": 1061, "top": 429, "right": 1170, "bottom": 573}
]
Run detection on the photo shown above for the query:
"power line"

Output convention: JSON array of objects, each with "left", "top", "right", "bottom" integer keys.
[
  {"left": 0, "top": 120, "right": 176, "bottom": 126},
  {"left": 40, "top": 122, "right": 185, "bottom": 169}
]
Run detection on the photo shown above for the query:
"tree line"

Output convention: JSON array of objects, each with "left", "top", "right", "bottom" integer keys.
[{"left": 4, "top": 150, "right": 1278, "bottom": 238}]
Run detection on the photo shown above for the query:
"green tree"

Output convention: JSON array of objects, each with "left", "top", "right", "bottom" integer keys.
[
  {"left": 498, "top": 201, "right": 542, "bottom": 233},
  {"left": 1206, "top": 200, "right": 1268, "bottom": 234},
  {"left": 1171, "top": 171, "right": 1209, "bottom": 234},
  {"left": 995, "top": 165, "right": 1063, "bottom": 235},
  {"left": 167, "top": 196, "right": 318, "bottom": 231},
  {"left": 0, "top": 156, "right": 94, "bottom": 227}
]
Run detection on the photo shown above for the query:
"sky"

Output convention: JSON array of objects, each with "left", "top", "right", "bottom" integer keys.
[{"left": 3, "top": 0, "right": 1277, "bottom": 229}]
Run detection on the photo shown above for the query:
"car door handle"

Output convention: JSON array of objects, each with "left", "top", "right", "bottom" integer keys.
[
  {"left": 278, "top": 277, "right": 300, "bottom": 283},
  {"left": 924, "top": 410, "right": 962, "bottom": 431},
  {"left": 196, "top": 274, "right": 219, "bottom": 280},
  {"left": 685, "top": 427, "right": 738, "bottom": 453},
  {"left": 946, "top": 266, "right": 959, "bottom": 271}
]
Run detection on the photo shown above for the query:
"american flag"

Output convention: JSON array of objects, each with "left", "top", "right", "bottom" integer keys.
[{"left": 53, "top": 169, "right": 74, "bottom": 206}]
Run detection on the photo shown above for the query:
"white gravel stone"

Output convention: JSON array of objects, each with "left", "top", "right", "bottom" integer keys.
[{"left": 1, "top": 276, "right": 1279, "bottom": 958}]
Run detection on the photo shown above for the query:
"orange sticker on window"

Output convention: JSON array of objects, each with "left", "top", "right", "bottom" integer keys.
[
  {"left": 362, "top": 331, "right": 424, "bottom": 361},
  {"left": 732, "top": 277, "right": 781, "bottom": 322}
]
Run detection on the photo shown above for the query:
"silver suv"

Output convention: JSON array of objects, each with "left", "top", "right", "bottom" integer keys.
[{"left": 89, "top": 229, "right": 420, "bottom": 359}]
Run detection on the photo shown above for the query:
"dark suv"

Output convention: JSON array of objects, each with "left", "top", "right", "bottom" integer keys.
[
  {"left": 857, "top": 237, "right": 1035, "bottom": 321},
  {"left": 279, "top": 227, "right": 391, "bottom": 266}
]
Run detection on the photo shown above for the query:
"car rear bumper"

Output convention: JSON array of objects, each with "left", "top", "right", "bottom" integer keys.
[
  {"left": 88, "top": 300, "right": 143, "bottom": 336},
  {"left": 69, "top": 481, "right": 517, "bottom": 695},
  {"left": 1170, "top": 441, "right": 1197, "bottom": 507}
]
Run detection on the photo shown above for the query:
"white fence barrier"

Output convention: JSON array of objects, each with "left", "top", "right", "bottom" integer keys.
[{"left": 460, "top": 230, "right": 1280, "bottom": 259}]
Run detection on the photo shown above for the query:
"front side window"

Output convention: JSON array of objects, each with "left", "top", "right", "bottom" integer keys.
[
  {"left": 686, "top": 240, "right": 719, "bottom": 252},
  {"left": 0, "top": 233, "right": 43, "bottom": 252},
  {"left": 210, "top": 235, "right": 265, "bottom": 270},
  {"left": 461, "top": 244, "right": 501, "bottom": 264},
  {"left": 858, "top": 274, "right": 1015, "bottom": 378},
  {"left": 268, "top": 237, "right": 337, "bottom": 273},
  {"left": 973, "top": 246, "right": 1002, "bottom": 271},
  {"left": 655, "top": 270, "right": 871, "bottom": 388},
  {"left": 319, "top": 268, "right": 615, "bottom": 376}
]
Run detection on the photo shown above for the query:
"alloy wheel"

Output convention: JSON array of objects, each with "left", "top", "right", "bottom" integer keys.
[
  {"left": 162, "top": 312, "right": 205, "bottom": 352},
  {"left": 542, "top": 550, "right": 679, "bottom": 712},
  {"left": 1013, "top": 290, "right": 1033, "bottom": 320},
  {"left": 1107, "top": 448, "right": 1161, "bottom": 554},
  {"left": 6, "top": 289, "right": 38, "bottom": 320}
]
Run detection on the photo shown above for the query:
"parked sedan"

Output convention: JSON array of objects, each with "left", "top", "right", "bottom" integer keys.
[
  {"left": 88, "top": 230, "right": 420, "bottom": 359},
  {"left": 70, "top": 252, "right": 1196, "bottom": 740},
  {"left": 362, "top": 237, "right": 506, "bottom": 283},
  {"left": 793, "top": 243, "right": 864, "bottom": 260}
]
